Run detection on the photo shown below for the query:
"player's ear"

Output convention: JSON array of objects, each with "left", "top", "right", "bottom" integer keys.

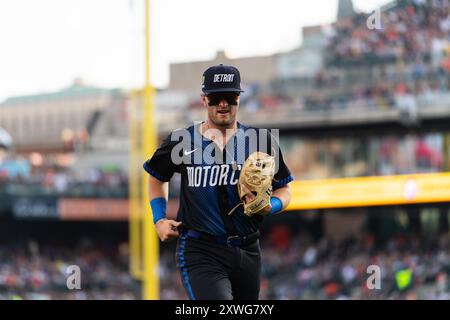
[{"left": 201, "top": 94, "right": 208, "bottom": 107}]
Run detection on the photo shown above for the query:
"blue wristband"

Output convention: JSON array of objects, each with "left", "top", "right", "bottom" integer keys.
[
  {"left": 150, "top": 197, "right": 167, "bottom": 224},
  {"left": 270, "top": 197, "right": 283, "bottom": 215}
]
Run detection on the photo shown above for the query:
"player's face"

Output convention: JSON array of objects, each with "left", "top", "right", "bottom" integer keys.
[{"left": 203, "top": 92, "right": 239, "bottom": 127}]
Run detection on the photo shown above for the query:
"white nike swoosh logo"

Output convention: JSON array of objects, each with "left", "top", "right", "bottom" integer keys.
[{"left": 184, "top": 149, "right": 198, "bottom": 156}]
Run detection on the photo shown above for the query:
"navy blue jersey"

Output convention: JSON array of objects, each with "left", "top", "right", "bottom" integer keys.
[{"left": 143, "top": 122, "right": 293, "bottom": 237}]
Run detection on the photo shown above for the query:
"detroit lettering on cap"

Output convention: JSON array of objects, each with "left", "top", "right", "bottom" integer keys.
[
  {"left": 213, "top": 74, "right": 235, "bottom": 83},
  {"left": 201, "top": 64, "right": 244, "bottom": 94}
]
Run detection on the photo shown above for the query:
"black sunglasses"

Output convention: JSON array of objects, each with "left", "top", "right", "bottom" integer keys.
[{"left": 206, "top": 92, "right": 240, "bottom": 106}]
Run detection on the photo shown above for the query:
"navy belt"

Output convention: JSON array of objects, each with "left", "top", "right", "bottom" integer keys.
[{"left": 182, "top": 229, "right": 259, "bottom": 247}]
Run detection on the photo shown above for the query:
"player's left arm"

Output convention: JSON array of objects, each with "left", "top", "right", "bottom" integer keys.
[
  {"left": 272, "top": 183, "right": 291, "bottom": 211},
  {"left": 266, "top": 134, "right": 294, "bottom": 215},
  {"left": 255, "top": 184, "right": 291, "bottom": 216}
]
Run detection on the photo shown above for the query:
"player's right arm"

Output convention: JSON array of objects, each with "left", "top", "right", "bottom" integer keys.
[
  {"left": 144, "top": 132, "right": 183, "bottom": 242},
  {"left": 149, "top": 175, "right": 182, "bottom": 242}
]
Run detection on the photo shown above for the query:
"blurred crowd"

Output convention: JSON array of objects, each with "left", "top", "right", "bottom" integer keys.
[
  {"left": 0, "top": 240, "right": 138, "bottom": 300},
  {"left": 0, "top": 155, "right": 128, "bottom": 197},
  {"left": 158, "top": 229, "right": 450, "bottom": 300},
  {"left": 260, "top": 228, "right": 450, "bottom": 299},
  {"left": 300, "top": 71, "right": 448, "bottom": 113},
  {"left": 316, "top": 0, "right": 450, "bottom": 113},
  {"left": 324, "top": 0, "right": 449, "bottom": 112},
  {"left": 283, "top": 132, "right": 446, "bottom": 180},
  {"left": 22, "top": 167, "right": 128, "bottom": 197},
  {"left": 326, "top": 0, "right": 450, "bottom": 66},
  {"left": 0, "top": 229, "right": 448, "bottom": 300}
]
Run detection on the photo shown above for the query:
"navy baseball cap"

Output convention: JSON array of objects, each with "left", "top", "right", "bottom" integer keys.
[{"left": 201, "top": 64, "right": 245, "bottom": 95}]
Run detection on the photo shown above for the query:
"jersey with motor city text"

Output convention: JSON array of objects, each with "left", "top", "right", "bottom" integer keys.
[{"left": 143, "top": 122, "right": 294, "bottom": 237}]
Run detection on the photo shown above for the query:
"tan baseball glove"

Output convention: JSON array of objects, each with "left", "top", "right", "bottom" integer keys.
[{"left": 235, "top": 151, "right": 276, "bottom": 216}]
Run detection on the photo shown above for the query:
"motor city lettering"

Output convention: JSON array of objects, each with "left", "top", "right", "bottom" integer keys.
[{"left": 186, "top": 164, "right": 241, "bottom": 187}]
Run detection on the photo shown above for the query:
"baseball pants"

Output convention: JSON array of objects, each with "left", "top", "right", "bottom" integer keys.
[{"left": 175, "top": 232, "right": 261, "bottom": 300}]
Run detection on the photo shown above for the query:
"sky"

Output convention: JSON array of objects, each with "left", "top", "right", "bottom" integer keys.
[{"left": 0, "top": 0, "right": 392, "bottom": 102}]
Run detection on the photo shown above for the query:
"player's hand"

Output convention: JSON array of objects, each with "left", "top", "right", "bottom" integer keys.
[
  {"left": 155, "top": 219, "right": 182, "bottom": 242},
  {"left": 241, "top": 185, "right": 272, "bottom": 216}
]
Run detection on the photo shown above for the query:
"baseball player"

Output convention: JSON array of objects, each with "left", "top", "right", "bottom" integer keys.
[{"left": 143, "top": 64, "right": 293, "bottom": 300}]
